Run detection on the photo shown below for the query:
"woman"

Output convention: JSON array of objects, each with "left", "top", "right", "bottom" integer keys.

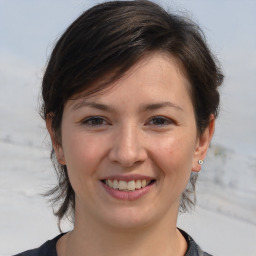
[{"left": 16, "top": 0, "right": 223, "bottom": 255}]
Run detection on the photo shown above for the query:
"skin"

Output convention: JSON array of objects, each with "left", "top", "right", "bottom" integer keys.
[{"left": 47, "top": 52, "right": 215, "bottom": 256}]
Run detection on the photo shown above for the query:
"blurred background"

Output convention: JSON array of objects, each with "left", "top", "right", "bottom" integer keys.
[{"left": 0, "top": 1, "right": 255, "bottom": 255}]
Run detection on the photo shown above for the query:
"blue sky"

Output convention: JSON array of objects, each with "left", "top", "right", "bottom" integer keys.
[{"left": 1, "top": 0, "right": 256, "bottom": 155}]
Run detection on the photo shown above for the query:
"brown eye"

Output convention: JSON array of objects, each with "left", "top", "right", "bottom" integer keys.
[
  {"left": 83, "top": 117, "right": 107, "bottom": 126},
  {"left": 147, "top": 116, "right": 173, "bottom": 126}
]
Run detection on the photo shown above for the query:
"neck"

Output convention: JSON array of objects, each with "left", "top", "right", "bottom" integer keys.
[{"left": 59, "top": 205, "right": 187, "bottom": 256}]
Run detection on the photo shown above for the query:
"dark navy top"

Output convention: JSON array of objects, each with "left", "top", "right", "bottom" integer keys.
[{"left": 13, "top": 229, "right": 212, "bottom": 256}]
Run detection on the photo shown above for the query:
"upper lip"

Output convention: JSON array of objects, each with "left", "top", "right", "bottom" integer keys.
[{"left": 100, "top": 174, "right": 155, "bottom": 182}]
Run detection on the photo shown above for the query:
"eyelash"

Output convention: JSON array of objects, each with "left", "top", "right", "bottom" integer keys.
[
  {"left": 81, "top": 116, "right": 173, "bottom": 127},
  {"left": 146, "top": 116, "right": 173, "bottom": 127},
  {"left": 82, "top": 116, "right": 109, "bottom": 126}
]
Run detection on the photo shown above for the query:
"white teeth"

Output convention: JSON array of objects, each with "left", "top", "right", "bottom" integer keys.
[
  {"left": 127, "top": 180, "right": 136, "bottom": 191},
  {"left": 118, "top": 180, "right": 127, "bottom": 190},
  {"left": 105, "top": 179, "right": 152, "bottom": 191},
  {"left": 108, "top": 180, "right": 113, "bottom": 187},
  {"left": 135, "top": 180, "right": 142, "bottom": 189},
  {"left": 113, "top": 179, "right": 119, "bottom": 189}
]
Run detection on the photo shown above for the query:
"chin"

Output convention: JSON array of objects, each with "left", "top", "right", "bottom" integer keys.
[{"left": 102, "top": 207, "right": 155, "bottom": 230}]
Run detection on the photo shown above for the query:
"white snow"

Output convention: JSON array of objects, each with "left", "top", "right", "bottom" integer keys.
[{"left": 0, "top": 1, "right": 255, "bottom": 256}]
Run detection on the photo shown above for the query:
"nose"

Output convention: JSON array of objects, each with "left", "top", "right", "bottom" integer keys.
[{"left": 108, "top": 123, "right": 147, "bottom": 168}]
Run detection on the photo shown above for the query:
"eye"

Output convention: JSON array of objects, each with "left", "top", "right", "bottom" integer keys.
[
  {"left": 82, "top": 116, "right": 108, "bottom": 126},
  {"left": 147, "top": 116, "right": 173, "bottom": 126}
]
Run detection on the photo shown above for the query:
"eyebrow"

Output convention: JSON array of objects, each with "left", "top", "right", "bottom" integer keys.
[
  {"left": 72, "top": 101, "right": 115, "bottom": 112},
  {"left": 72, "top": 100, "right": 184, "bottom": 112},
  {"left": 141, "top": 102, "right": 184, "bottom": 112}
]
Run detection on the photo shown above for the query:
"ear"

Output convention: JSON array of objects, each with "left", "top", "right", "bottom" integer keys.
[
  {"left": 192, "top": 114, "right": 215, "bottom": 172},
  {"left": 46, "top": 114, "right": 66, "bottom": 165}
]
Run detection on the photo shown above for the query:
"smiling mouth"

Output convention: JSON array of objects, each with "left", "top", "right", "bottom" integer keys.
[{"left": 101, "top": 179, "right": 156, "bottom": 191}]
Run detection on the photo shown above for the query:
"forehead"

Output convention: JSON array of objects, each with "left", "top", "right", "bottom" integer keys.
[
  {"left": 69, "top": 52, "right": 192, "bottom": 102},
  {"left": 66, "top": 52, "right": 193, "bottom": 111}
]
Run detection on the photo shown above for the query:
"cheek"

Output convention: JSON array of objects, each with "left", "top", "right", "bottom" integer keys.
[
  {"left": 61, "top": 133, "right": 107, "bottom": 200},
  {"left": 155, "top": 137, "right": 195, "bottom": 203},
  {"left": 151, "top": 134, "right": 196, "bottom": 185},
  {"left": 62, "top": 132, "right": 105, "bottom": 176}
]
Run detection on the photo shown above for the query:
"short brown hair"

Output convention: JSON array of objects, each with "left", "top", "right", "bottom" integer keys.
[{"left": 41, "top": 0, "right": 223, "bottom": 227}]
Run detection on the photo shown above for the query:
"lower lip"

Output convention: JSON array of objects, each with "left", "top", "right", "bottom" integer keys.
[{"left": 101, "top": 182, "right": 154, "bottom": 201}]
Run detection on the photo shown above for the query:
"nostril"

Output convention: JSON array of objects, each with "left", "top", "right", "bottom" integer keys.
[{"left": 108, "top": 136, "right": 147, "bottom": 167}]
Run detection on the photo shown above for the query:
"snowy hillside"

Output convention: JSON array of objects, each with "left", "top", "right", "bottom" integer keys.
[{"left": 199, "top": 144, "right": 256, "bottom": 225}]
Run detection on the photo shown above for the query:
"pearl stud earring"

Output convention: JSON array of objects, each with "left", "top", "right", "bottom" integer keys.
[{"left": 198, "top": 159, "right": 204, "bottom": 165}]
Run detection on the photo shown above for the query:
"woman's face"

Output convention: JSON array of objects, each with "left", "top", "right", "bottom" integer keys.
[{"left": 51, "top": 53, "right": 212, "bottom": 229}]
